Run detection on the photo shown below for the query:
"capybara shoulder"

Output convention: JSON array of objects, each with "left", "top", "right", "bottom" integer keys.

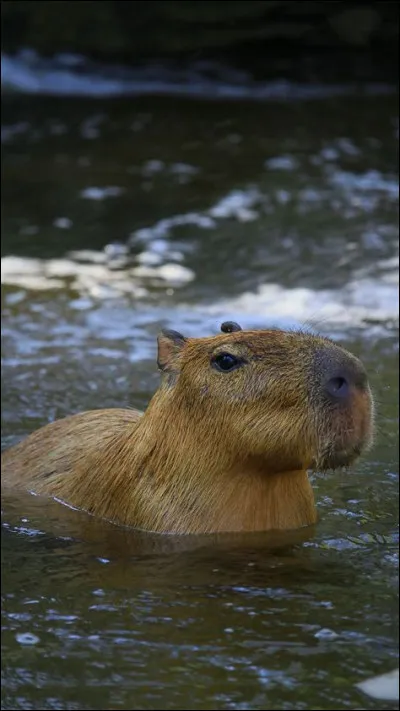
[{"left": 1, "top": 408, "right": 141, "bottom": 492}]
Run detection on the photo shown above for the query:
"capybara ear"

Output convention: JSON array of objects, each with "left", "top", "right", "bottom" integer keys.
[
  {"left": 157, "top": 329, "right": 187, "bottom": 372},
  {"left": 221, "top": 321, "right": 242, "bottom": 333}
]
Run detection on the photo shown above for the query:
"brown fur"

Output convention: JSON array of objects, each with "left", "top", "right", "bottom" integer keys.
[{"left": 1, "top": 327, "right": 374, "bottom": 534}]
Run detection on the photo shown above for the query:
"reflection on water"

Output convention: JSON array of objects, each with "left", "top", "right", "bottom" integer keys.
[{"left": 1, "top": 69, "right": 399, "bottom": 710}]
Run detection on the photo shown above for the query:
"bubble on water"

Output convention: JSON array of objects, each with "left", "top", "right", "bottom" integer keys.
[
  {"left": 169, "top": 162, "right": 200, "bottom": 176},
  {"left": 336, "top": 137, "right": 360, "bottom": 156},
  {"left": 314, "top": 628, "right": 339, "bottom": 640},
  {"left": 53, "top": 217, "right": 73, "bottom": 229},
  {"left": 320, "top": 147, "right": 339, "bottom": 161},
  {"left": 80, "top": 186, "right": 125, "bottom": 200},
  {"left": 265, "top": 155, "right": 299, "bottom": 171},
  {"left": 136, "top": 251, "right": 164, "bottom": 266},
  {"left": 275, "top": 189, "right": 291, "bottom": 204},
  {"left": 142, "top": 159, "right": 164, "bottom": 176},
  {"left": 16, "top": 632, "right": 40, "bottom": 645},
  {"left": 209, "top": 188, "right": 262, "bottom": 220}
]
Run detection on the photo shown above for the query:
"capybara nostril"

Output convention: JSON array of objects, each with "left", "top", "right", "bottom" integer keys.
[
  {"left": 314, "top": 346, "right": 369, "bottom": 404},
  {"left": 326, "top": 375, "right": 350, "bottom": 400}
]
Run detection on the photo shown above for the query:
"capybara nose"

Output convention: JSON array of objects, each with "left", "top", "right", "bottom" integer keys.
[
  {"left": 314, "top": 346, "right": 369, "bottom": 404},
  {"left": 325, "top": 375, "right": 350, "bottom": 400},
  {"left": 324, "top": 361, "right": 368, "bottom": 402}
]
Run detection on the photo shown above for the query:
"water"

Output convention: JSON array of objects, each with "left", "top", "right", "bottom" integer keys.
[{"left": 1, "top": 62, "right": 399, "bottom": 710}]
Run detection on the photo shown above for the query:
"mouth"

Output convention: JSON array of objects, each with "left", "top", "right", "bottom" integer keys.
[
  {"left": 310, "top": 415, "right": 374, "bottom": 472},
  {"left": 312, "top": 445, "right": 363, "bottom": 472}
]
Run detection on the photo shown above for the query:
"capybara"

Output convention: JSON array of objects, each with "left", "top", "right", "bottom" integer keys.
[{"left": 1, "top": 321, "right": 374, "bottom": 534}]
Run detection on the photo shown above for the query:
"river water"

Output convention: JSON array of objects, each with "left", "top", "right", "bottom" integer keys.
[{"left": 1, "top": 61, "right": 399, "bottom": 710}]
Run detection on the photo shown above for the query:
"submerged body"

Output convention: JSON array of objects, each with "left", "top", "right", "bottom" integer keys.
[{"left": 1, "top": 323, "right": 374, "bottom": 534}]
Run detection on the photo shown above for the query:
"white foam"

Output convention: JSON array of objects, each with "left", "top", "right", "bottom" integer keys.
[
  {"left": 265, "top": 156, "right": 300, "bottom": 171},
  {"left": 197, "top": 270, "right": 399, "bottom": 331},
  {"left": 130, "top": 188, "right": 263, "bottom": 248},
  {"left": 2, "top": 251, "right": 398, "bottom": 339},
  {"left": 329, "top": 169, "right": 399, "bottom": 198},
  {"left": 2, "top": 51, "right": 396, "bottom": 100},
  {"left": 130, "top": 213, "right": 216, "bottom": 246},
  {"left": 208, "top": 188, "right": 262, "bottom": 221},
  {"left": 129, "top": 164, "right": 399, "bottom": 259},
  {"left": 131, "top": 263, "right": 194, "bottom": 284},
  {"left": 1, "top": 254, "right": 195, "bottom": 295},
  {"left": 80, "top": 186, "right": 125, "bottom": 200},
  {"left": 356, "top": 669, "right": 399, "bottom": 701}
]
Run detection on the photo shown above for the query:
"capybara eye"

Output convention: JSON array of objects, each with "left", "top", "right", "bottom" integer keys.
[{"left": 212, "top": 353, "right": 243, "bottom": 372}]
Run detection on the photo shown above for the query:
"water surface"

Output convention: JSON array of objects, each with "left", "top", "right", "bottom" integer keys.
[{"left": 1, "top": 70, "right": 399, "bottom": 710}]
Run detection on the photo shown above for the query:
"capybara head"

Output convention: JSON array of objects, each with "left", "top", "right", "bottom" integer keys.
[{"left": 156, "top": 322, "right": 374, "bottom": 474}]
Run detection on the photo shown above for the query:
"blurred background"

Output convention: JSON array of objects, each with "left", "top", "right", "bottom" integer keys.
[{"left": 1, "top": 2, "right": 399, "bottom": 710}]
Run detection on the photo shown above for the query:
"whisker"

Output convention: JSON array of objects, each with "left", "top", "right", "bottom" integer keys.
[{"left": 301, "top": 314, "right": 333, "bottom": 334}]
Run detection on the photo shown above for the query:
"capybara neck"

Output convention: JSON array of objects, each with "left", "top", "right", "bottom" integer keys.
[
  {"left": 1, "top": 322, "right": 374, "bottom": 535},
  {"left": 82, "top": 391, "right": 317, "bottom": 533}
]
